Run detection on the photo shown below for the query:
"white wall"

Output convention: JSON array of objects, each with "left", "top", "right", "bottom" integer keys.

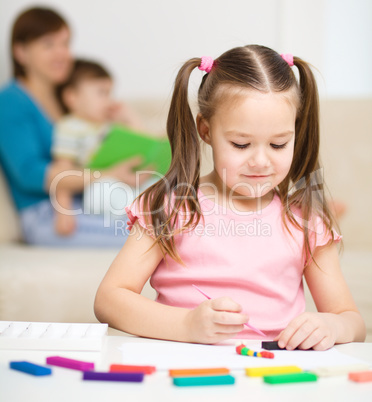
[
  {"left": 324, "top": 0, "right": 372, "bottom": 98},
  {"left": 1, "top": 0, "right": 371, "bottom": 99}
]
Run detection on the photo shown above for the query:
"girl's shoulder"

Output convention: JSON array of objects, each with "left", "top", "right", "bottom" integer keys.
[
  {"left": 125, "top": 193, "right": 153, "bottom": 232},
  {"left": 125, "top": 187, "right": 202, "bottom": 235},
  {"left": 287, "top": 202, "right": 342, "bottom": 248}
]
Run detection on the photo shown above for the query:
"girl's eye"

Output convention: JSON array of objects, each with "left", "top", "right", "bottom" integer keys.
[
  {"left": 232, "top": 142, "right": 250, "bottom": 150},
  {"left": 271, "top": 143, "right": 287, "bottom": 150}
]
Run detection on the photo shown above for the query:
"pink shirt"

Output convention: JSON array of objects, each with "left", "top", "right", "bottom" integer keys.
[{"left": 126, "top": 189, "right": 340, "bottom": 339}]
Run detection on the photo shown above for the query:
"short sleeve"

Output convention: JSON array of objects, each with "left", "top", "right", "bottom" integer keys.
[
  {"left": 125, "top": 198, "right": 151, "bottom": 232},
  {"left": 125, "top": 192, "right": 195, "bottom": 239},
  {"left": 309, "top": 215, "right": 342, "bottom": 249}
]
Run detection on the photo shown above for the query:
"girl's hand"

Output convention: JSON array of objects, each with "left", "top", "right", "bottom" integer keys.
[
  {"left": 274, "top": 312, "right": 338, "bottom": 351},
  {"left": 185, "top": 297, "right": 248, "bottom": 344}
]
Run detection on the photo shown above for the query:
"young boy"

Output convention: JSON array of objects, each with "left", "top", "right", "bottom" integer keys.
[{"left": 52, "top": 59, "right": 151, "bottom": 236}]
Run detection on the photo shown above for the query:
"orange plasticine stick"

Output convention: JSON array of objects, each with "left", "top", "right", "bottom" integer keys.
[{"left": 169, "top": 367, "right": 230, "bottom": 377}]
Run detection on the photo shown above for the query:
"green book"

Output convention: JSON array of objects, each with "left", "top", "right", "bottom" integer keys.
[{"left": 88, "top": 125, "right": 172, "bottom": 175}]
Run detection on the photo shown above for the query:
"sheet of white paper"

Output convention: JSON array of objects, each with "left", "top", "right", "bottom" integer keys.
[{"left": 119, "top": 340, "right": 370, "bottom": 371}]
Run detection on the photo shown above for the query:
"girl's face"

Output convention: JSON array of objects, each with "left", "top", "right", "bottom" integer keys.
[
  {"left": 198, "top": 90, "right": 297, "bottom": 203},
  {"left": 14, "top": 26, "right": 72, "bottom": 84}
]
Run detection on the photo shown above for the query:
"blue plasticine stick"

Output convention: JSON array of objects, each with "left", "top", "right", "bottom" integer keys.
[{"left": 10, "top": 361, "right": 52, "bottom": 376}]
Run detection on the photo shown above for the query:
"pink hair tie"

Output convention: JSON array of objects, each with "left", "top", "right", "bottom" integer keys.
[
  {"left": 281, "top": 53, "right": 294, "bottom": 67},
  {"left": 199, "top": 56, "right": 214, "bottom": 73}
]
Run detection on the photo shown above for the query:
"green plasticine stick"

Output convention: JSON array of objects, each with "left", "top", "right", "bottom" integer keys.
[
  {"left": 173, "top": 374, "right": 235, "bottom": 386},
  {"left": 264, "top": 372, "right": 318, "bottom": 384}
]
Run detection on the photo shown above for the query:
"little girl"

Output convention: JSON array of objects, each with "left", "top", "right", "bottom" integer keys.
[{"left": 94, "top": 45, "right": 365, "bottom": 349}]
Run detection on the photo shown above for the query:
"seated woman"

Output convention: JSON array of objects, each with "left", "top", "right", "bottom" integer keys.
[{"left": 0, "top": 7, "right": 150, "bottom": 247}]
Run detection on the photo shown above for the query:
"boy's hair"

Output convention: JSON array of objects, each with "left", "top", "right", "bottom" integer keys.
[
  {"left": 139, "top": 44, "right": 338, "bottom": 266},
  {"left": 56, "top": 59, "right": 112, "bottom": 113},
  {"left": 11, "top": 7, "right": 68, "bottom": 78}
]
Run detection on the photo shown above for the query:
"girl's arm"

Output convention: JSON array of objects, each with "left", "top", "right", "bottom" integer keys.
[
  {"left": 94, "top": 222, "right": 248, "bottom": 344},
  {"left": 276, "top": 243, "right": 366, "bottom": 350}
]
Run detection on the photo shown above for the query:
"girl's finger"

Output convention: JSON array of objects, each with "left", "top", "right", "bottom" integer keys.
[
  {"left": 210, "top": 297, "right": 243, "bottom": 313},
  {"left": 213, "top": 323, "right": 245, "bottom": 334},
  {"left": 212, "top": 310, "right": 248, "bottom": 326},
  {"left": 285, "top": 321, "right": 317, "bottom": 350},
  {"left": 312, "top": 336, "right": 333, "bottom": 351},
  {"left": 296, "top": 328, "right": 325, "bottom": 350},
  {"left": 277, "top": 314, "right": 309, "bottom": 349}
]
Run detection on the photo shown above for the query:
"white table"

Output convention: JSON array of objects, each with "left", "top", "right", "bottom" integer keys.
[{"left": 1, "top": 328, "right": 371, "bottom": 402}]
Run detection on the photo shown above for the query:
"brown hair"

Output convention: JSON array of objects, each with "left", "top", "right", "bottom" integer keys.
[
  {"left": 11, "top": 7, "right": 68, "bottom": 78},
  {"left": 56, "top": 59, "right": 112, "bottom": 113},
  {"left": 139, "top": 44, "right": 339, "bottom": 265}
]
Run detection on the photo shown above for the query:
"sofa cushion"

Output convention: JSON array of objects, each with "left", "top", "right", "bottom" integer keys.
[{"left": 0, "top": 244, "right": 156, "bottom": 323}]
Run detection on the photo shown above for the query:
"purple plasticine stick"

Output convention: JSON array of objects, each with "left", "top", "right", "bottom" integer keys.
[
  {"left": 192, "top": 284, "right": 266, "bottom": 337},
  {"left": 46, "top": 356, "right": 94, "bottom": 371},
  {"left": 83, "top": 371, "right": 144, "bottom": 382}
]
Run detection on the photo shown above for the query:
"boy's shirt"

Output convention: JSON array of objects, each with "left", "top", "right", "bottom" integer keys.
[{"left": 53, "top": 115, "right": 110, "bottom": 166}]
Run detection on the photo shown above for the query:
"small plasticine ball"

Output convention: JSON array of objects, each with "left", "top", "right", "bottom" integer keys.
[
  {"left": 260, "top": 351, "right": 275, "bottom": 359},
  {"left": 236, "top": 344, "right": 245, "bottom": 354}
]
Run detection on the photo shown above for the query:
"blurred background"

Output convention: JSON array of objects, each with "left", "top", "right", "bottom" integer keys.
[
  {"left": 2, "top": 0, "right": 372, "bottom": 99},
  {"left": 0, "top": 0, "right": 371, "bottom": 337},
  {"left": 1, "top": 0, "right": 371, "bottom": 248}
]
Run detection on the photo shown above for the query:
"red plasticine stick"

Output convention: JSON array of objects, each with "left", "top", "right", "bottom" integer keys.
[
  {"left": 260, "top": 351, "right": 275, "bottom": 359},
  {"left": 110, "top": 364, "right": 156, "bottom": 374},
  {"left": 348, "top": 371, "right": 372, "bottom": 383}
]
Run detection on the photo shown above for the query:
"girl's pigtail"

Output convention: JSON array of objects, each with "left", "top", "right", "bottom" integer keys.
[
  {"left": 166, "top": 58, "right": 202, "bottom": 193},
  {"left": 292, "top": 57, "right": 320, "bottom": 181},
  {"left": 141, "top": 58, "right": 203, "bottom": 265},
  {"left": 282, "top": 58, "right": 336, "bottom": 265}
]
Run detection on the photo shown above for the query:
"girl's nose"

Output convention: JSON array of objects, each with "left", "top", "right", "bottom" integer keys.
[{"left": 247, "top": 147, "right": 270, "bottom": 168}]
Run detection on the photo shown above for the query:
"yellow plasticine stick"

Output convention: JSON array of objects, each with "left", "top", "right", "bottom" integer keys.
[{"left": 245, "top": 365, "right": 302, "bottom": 377}]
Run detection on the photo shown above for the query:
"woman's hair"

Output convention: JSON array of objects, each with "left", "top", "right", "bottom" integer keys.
[
  {"left": 139, "top": 44, "right": 338, "bottom": 265},
  {"left": 11, "top": 7, "right": 68, "bottom": 78},
  {"left": 56, "top": 59, "right": 112, "bottom": 113}
]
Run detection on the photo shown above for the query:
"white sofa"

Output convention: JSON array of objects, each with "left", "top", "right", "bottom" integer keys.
[
  {"left": 0, "top": 100, "right": 166, "bottom": 324},
  {"left": 0, "top": 100, "right": 371, "bottom": 341}
]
